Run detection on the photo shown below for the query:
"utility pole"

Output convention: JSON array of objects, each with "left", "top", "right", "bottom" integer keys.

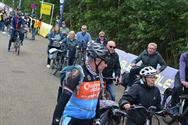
[
  {"left": 18, "top": 0, "right": 22, "bottom": 9},
  {"left": 59, "top": 0, "right": 64, "bottom": 27},
  {"left": 12, "top": 0, "right": 15, "bottom": 8}
]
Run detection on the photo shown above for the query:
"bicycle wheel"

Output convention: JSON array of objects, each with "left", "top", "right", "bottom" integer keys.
[
  {"left": 14, "top": 41, "right": 17, "bottom": 52},
  {"left": 17, "top": 42, "right": 20, "bottom": 56},
  {"left": 50, "top": 59, "right": 58, "bottom": 75}
]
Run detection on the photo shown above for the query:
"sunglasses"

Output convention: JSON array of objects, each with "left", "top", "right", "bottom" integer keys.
[
  {"left": 100, "top": 36, "right": 104, "bottom": 37},
  {"left": 109, "top": 46, "right": 116, "bottom": 49}
]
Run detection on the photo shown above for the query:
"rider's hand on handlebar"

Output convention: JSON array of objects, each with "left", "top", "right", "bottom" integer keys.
[
  {"left": 181, "top": 81, "right": 188, "bottom": 88},
  {"left": 130, "top": 63, "right": 136, "bottom": 67},
  {"left": 123, "top": 103, "right": 131, "bottom": 111}
]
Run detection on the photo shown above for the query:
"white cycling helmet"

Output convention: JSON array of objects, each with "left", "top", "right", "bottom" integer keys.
[{"left": 139, "top": 66, "right": 157, "bottom": 77}]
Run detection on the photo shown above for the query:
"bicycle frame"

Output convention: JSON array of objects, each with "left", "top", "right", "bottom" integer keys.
[
  {"left": 62, "top": 50, "right": 69, "bottom": 68},
  {"left": 74, "top": 47, "right": 85, "bottom": 65},
  {"left": 50, "top": 49, "right": 65, "bottom": 75},
  {"left": 13, "top": 31, "right": 21, "bottom": 56}
]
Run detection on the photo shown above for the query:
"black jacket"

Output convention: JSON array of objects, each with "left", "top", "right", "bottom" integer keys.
[
  {"left": 132, "top": 50, "right": 167, "bottom": 72},
  {"left": 95, "top": 37, "right": 108, "bottom": 47},
  {"left": 102, "top": 52, "right": 121, "bottom": 83},
  {"left": 119, "top": 81, "right": 162, "bottom": 125}
]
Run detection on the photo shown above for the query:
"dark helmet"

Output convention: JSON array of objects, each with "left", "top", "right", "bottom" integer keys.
[{"left": 87, "top": 42, "right": 109, "bottom": 61}]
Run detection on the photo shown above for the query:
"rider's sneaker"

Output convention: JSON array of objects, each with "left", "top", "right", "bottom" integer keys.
[
  {"left": 46, "top": 65, "right": 50, "bottom": 68},
  {"left": 21, "top": 42, "right": 23, "bottom": 46},
  {"left": 8, "top": 48, "right": 10, "bottom": 52}
]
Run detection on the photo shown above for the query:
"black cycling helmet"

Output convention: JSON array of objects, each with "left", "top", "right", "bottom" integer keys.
[{"left": 87, "top": 42, "right": 109, "bottom": 61}]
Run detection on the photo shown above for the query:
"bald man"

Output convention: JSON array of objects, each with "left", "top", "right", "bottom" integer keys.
[{"left": 102, "top": 41, "right": 121, "bottom": 101}]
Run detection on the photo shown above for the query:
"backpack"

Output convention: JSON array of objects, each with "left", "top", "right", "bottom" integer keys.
[{"left": 57, "top": 65, "right": 85, "bottom": 102}]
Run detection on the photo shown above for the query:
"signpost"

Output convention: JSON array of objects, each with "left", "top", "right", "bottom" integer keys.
[{"left": 40, "top": 1, "right": 54, "bottom": 25}]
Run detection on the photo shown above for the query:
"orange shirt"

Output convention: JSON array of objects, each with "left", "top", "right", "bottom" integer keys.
[{"left": 37, "top": 20, "right": 42, "bottom": 28}]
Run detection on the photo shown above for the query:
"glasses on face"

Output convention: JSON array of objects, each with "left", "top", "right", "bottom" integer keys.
[
  {"left": 100, "top": 36, "right": 104, "bottom": 38},
  {"left": 109, "top": 46, "right": 116, "bottom": 49}
]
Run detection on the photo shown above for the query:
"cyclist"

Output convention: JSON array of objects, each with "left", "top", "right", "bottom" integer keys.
[
  {"left": 61, "top": 31, "right": 78, "bottom": 65},
  {"left": 46, "top": 24, "right": 64, "bottom": 68},
  {"left": 102, "top": 41, "right": 121, "bottom": 101},
  {"left": 76, "top": 25, "right": 92, "bottom": 50},
  {"left": 171, "top": 51, "right": 188, "bottom": 125},
  {"left": 8, "top": 12, "right": 25, "bottom": 51},
  {"left": 119, "top": 66, "right": 162, "bottom": 125},
  {"left": 127, "top": 42, "right": 167, "bottom": 88},
  {"left": 95, "top": 31, "right": 108, "bottom": 47},
  {"left": 51, "top": 42, "right": 109, "bottom": 125}
]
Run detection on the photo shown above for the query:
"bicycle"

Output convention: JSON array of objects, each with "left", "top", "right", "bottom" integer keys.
[
  {"left": 49, "top": 48, "right": 66, "bottom": 75},
  {"left": 61, "top": 49, "right": 69, "bottom": 69},
  {"left": 13, "top": 30, "right": 22, "bottom": 56},
  {"left": 162, "top": 88, "right": 188, "bottom": 125},
  {"left": 74, "top": 46, "right": 85, "bottom": 65}
]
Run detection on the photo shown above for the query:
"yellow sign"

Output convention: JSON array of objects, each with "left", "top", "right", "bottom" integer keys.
[
  {"left": 38, "top": 22, "right": 53, "bottom": 37},
  {"left": 40, "top": 3, "right": 52, "bottom": 15}
]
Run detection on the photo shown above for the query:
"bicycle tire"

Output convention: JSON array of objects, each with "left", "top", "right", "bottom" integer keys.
[
  {"left": 17, "top": 42, "right": 20, "bottom": 56},
  {"left": 50, "top": 59, "right": 58, "bottom": 75},
  {"left": 14, "top": 42, "right": 17, "bottom": 52}
]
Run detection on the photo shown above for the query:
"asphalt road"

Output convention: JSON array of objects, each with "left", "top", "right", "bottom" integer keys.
[
  {"left": 0, "top": 32, "right": 59, "bottom": 125},
  {"left": 0, "top": 32, "right": 175, "bottom": 125}
]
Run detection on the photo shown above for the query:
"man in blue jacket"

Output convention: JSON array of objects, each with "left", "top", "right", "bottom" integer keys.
[
  {"left": 8, "top": 12, "right": 25, "bottom": 51},
  {"left": 76, "top": 25, "right": 92, "bottom": 50}
]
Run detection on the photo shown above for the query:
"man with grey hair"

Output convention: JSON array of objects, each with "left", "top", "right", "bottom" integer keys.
[{"left": 127, "top": 42, "right": 167, "bottom": 88}]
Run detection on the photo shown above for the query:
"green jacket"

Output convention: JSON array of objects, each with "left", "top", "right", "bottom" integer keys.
[{"left": 132, "top": 50, "right": 167, "bottom": 72}]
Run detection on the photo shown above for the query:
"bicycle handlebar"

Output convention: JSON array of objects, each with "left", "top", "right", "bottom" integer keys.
[
  {"left": 130, "top": 105, "right": 157, "bottom": 113},
  {"left": 112, "top": 108, "right": 127, "bottom": 116}
]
